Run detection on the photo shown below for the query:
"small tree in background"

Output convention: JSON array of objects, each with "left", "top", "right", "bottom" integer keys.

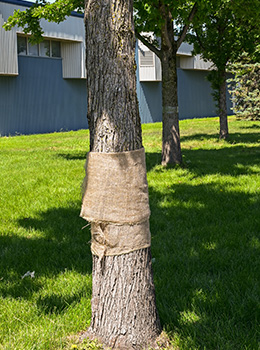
[
  {"left": 189, "top": 0, "right": 260, "bottom": 139},
  {"left": 228, "top": 47, "right": 260, "bottom": 121},
  {"left": 134, "top": 0, "right": 198, "bottom": 165}
]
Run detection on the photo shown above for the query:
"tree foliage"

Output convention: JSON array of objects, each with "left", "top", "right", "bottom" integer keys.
[
  {"left": 134, "top": 0, "right": 197, "bottom": 54},
  {"left": 228, "top": 47, "right": 260, "bottom": 121},
  {"left": 188, "top": 0, "right": 260, "bottom": 137},
  {"left": 192, "top": 0, "right": 259, "bottom": 64},
  {"left": 3, "top": 0, "right": 83, "bottom": 43}
]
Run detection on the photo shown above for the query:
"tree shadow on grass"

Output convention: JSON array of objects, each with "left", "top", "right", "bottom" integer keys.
[
  {"left": 0, "top": 203, "right": 92, "bottom": 307},
  {"left": 56, "top": 151, "right": 87, "bottom": 161},
  {"left": 149, "top": 181, "right": 259, "bottom": 349},
  {"left": 145, "top": 141, "right": 259, "bottom": 349},
  {"left": 36, "top": 286, "right": 92, "bottom": 314},
  {"left": 1, "top": 140, "right": 259, "bottom": 340},
  {"left": 181, "top": 131, "right": 260, "bottom": 144},
  {"left": 240, "top": 123, "right": 260, "bottom": 130},
  {"left": 183, "top": 145, "right": 260, "bottom": 177},
  {"left": 146, "top": 143, "right": 260, "bottom": 177}
]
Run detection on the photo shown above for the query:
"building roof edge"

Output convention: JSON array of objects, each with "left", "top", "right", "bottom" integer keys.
[{"left": 0, "top": 0, "right": 84, "bottom": 18}]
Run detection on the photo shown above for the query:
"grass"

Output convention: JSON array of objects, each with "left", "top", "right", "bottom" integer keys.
[{"left": 0, "top": 116, "right": 259, "bottom": 349}]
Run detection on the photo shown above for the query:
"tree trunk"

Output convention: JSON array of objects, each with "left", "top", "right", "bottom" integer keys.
[
  {"left": 83, "top": 0, "right": 161, "bottom": 348},
  {"left": 219, "top": 69, "right": 229, "bottom": 139},
  {"left": 160, "top": 8, "right": 182, "bottom": 166},
  {"left": 161, "top": 49, "right": 182, "bottom": 165}
]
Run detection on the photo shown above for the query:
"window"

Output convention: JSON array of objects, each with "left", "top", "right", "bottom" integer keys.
[
  {"left": 51, "top": 41, "right": 61, "bottom": 58},
  {"left": 17, "top": 35, "right": 61, "bottom": 58},
  {"left": 139, "top": 50, "right": 154, "bottom": 66},
  {"left": 40, "top": 40, "right": 50, "bottom": 57},
  {"left": 17, "top": 36, "right": 27, "bottom": 55},
  {"left": 28, "top": 41, "right": 39, "bottom": 56}
]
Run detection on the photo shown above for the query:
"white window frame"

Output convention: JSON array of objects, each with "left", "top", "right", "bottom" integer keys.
[{"left": 17, "top": 35, "right": 61, "bottom": 59}]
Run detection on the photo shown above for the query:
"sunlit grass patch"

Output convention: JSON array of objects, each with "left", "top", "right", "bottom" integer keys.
[{"left": 0, "top": 117, "right": 259, "bottom": 349}]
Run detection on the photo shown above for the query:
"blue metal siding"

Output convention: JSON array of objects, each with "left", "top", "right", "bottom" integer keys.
[
  {"left": 0, "top": 56, "right": 234, "bottom": 136},
  {"left": 178, "top": 70, "right": 233, "bottom": 118},
  {"left": 0, "top": 0, "right": 234, "bottom": 137},
  {"left": 136, "top": 68, "right": 233, "bottom": 124},
  {"left": 136, "top": 69, "right": 217, "bottom": 123},
  {"left": 0, "top": 56, "right": 88, "bottom": 136},
  {"left": 178, "top": 69, "right": 217, "bottom": 118},
  {"left": 136, "top": 81, "right": 162, "bottom": 124}
]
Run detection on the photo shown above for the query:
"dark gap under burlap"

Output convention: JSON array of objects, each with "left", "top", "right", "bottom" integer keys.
[{"left": 80, "top": 148, "right": 151, "bottom": 257}]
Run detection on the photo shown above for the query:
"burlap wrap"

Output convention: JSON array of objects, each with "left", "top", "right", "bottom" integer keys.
[
  {"left": 91, "top": 220, "right": 151, "bottom": 258},
  {"left": 80, "top": 148, "right": 151, "bottom": 257}
]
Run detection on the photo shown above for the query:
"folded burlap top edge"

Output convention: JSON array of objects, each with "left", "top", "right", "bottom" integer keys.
[
  {"left": 85, "top": 147, "right": 146, "bottom": 156},
  {"left": 79, "top": 215, "right": 150, "bottom": 225}
]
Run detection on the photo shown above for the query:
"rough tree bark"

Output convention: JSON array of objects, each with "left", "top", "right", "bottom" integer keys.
[
  {"left": 83, "top": 0, "right": 161, "bottom": 348},
  {"left": 161, "top": 10, "right": 182, "bottom": 165},
  {"left": 218, "top": 69, "right": 229, "bottom": 139},
  {"left": 159, "top": 2, "right": 197, "bottom": 165}
]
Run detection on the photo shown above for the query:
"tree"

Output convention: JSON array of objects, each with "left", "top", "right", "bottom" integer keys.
[
  {"left": 189, "top": 0, "right": 260, "bottom": 139},
  {"left": 82, "top": 0, "right": 162, "bottom": 347},
  {"left": 4, "top": 0, "right": 162, "bottom": 348},
  {"left": 134, "top": 1, "right": 198, "bottom": 165},
  {"left": 228, "top": 46, "right": 260, "bottom": 121}
]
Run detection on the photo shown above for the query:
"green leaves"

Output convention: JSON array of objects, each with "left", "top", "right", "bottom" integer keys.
[
  {"left": 3, "top": 0, "right": 84, "bottom": 43},
  {"left": 134, "top": 0, "right": 197, "bottom": 38},
  {"left": 228, "top": 49, "right": 260, "bottom": 121},
  {"left": 187, "top": 0, "right": 260, "bottom": 110},
  {"left": 190, "top": 0, "right": 260, "bottom": 64},
  {"left": 3, "top": 6, "right": 44, "bottom": 43},
  {"left": 134, "top": 0, "right": 162, "bottom": 36}
]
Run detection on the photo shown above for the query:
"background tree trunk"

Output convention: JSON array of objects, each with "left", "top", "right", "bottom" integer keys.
[
  {"left": 161, "top": 50, "right": 182, "bottom": 165},
  {"left": 219, "top": 70, "right": 229, "bottom": 139},
  {"left": 160, "top": 9, "right": 182, "bottom": 166},
  {"left": 84, "top": 0, "right": 161, "bottom": 348}
]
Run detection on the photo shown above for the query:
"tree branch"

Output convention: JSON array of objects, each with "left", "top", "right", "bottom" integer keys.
[
  {"left": 177, "top": 2, "right": 198, "bottom": 49},
  {"left": 135, "top": 32, "right": 162, "bottom": 59},
  {"left": 194, "top": 28, "right": 205, "bottom": 52}
]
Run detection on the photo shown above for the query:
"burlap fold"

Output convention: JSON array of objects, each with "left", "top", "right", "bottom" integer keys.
[
  {"left": 91, "top": 220, "right": 151, "bottom": 258},
  {"left": 80, "top": 148, "right": 151, "bottom": 257}
]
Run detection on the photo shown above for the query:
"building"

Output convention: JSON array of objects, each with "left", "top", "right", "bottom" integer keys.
[{"left": 0, "top": 0, "right": 232, "bottom": 136}]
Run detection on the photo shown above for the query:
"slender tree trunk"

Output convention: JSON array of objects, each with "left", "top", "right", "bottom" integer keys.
[
  {"left": 219, "top": 69, "right": 229, "bottom": 139},
  {"left": 161, "top": 49, "right": 182, "bottom": 165},
  {"left": 136, "top": 2, "right": 197, "bottom": 166},
  {"left": 160, "top": 7, "right": 182, "bottom": 166},
  {"left": 83, "top": 0, "right": 161, "bottom": 348}
]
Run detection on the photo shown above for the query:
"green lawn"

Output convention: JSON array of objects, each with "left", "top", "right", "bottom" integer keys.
[{"left": 0, "top": 116, "right": 259, "bottom": 349}]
